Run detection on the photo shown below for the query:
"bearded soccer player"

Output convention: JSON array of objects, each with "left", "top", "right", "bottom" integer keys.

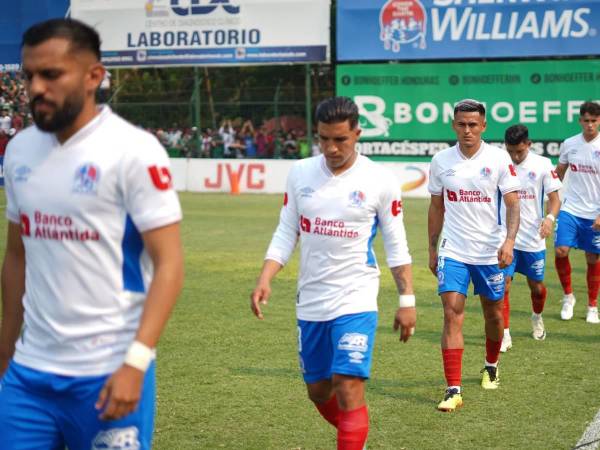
[
  {"left": 499, "top": 125, "right": 561, "bottom": 352},
  {"left": 555, "top": 101, "right": 600, "bottom": 324},
  {"left": 250, "top": 97, "right": 416, "bottom": 449},
  {"left": 0, "top": 19, "right": 183, "bottom": 449},
  {"left": 428, "top": 99, "right": 520, "bottom": 412}
]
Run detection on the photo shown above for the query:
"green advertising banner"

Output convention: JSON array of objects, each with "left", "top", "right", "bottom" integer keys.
[{"left": 337, "top": 60, "right": 600, "bottom": 158}]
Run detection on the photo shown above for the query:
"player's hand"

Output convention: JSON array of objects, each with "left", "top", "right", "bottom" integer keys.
[
  {"left": 250, "top": 282, "right": 271, "bottom": 320},
  {"left": 95, "top": 364, "right": 145, "bottom": 421},
  {"left": 593, "top": 215, "right": 600, "bottom": 232},
  {"left": 428, "top": 251, "right": 438, "bottom": 276},
  {"left": 497, "top": 240, "right": 514, "bottom": 269},
  {"left": 393, "top": 306, "right": 416, "bottom": 343},
  {"left": 539, "top": 217, "right": 553, "bottom": 238}
]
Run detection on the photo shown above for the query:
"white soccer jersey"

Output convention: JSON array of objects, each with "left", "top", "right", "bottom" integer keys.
[
  {"left": 428, "top": 142, "right": 521, "bottom": 265},
  {"left": 500, "top": 152, "right": 562, "bottom": 252},
  {"left": 4, "top": 107, "right": 182, "bottom": 376},
  {"left": 558, "top": 133, "right": 600, "bottom": 220},
  {"left": 265, "top": 154, "right": 411, "bottom": 322}
]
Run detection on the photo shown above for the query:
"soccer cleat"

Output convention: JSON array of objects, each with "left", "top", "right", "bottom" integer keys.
[
  {"left": 531, "top": 313, "right": 546, "bottom": 340},
  {"left": 481, "top": 366, "right": 500, "bottom": 390},
  {"left": 437, "top": 388, "right": 463, "bottom": 412},
  {"left": 500, "top": 333, "right": 512, "bottom": 352},
  {"left": 560, "top": 294, "right": 575, "bottom": 321},
  {"left": 586, "top": 306, "right": 600, "bottom": 324}
]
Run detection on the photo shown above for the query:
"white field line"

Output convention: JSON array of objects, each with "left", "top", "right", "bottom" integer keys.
[{"left": 574, "top": 409, "right": 600, "bottom": 450}]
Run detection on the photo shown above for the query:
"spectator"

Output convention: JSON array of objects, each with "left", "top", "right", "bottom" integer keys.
[
  {"left": 255, "top": 128, "right": 267, "bottom": 158},
  {"left": 0, "top": 108, "right": 11, "bottom": 134},
  {"left": 219, "top": 119, "right": 235, "bottom": 157},
  {"left": 241, "top": 120, "right": 257, "bottom": 158}
]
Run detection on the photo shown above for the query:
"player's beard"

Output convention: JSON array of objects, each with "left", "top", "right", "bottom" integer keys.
[{"left": 30, "top": 91, "right": 84, "bottom": 133}]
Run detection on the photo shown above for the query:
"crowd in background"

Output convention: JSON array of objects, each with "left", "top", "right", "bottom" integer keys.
[
  {"left": 0, "top": 72, "right": 31, "bottom": 155},
  {"left": 0, "top": 71, "right": 320, "bottom": 159}
]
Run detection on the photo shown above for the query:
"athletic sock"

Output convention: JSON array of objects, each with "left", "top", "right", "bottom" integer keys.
[
  {"left": 442, "top": 348, "right": 463, "bottom": 387},
  {"left": 337, "top": 405, "right": 369, "bottom": 450},
  {"left": 587, "top": 262, "right": 600, "bottom": 308},
  {"left": 315, "top": 395, "right": 340, "bottom": 428},
  {"left": 555, "top": 256, "right": 573, "bottom": 295},
  {"left": 485, "top": 338, "right": 501, "bottom": 365},
  {"left": 502, "top": 290, "right": 510, "bottom": 329},
  {"left": 531, "top": 286, "right": 547, "bottom": 314}
]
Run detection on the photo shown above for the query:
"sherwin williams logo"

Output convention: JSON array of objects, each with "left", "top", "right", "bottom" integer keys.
[{"left": 380, "top": 0, "right": 427, "bottom": 53}]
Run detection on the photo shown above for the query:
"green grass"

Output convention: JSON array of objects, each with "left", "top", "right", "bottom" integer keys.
[{"left": 3, "top": 193, "right": 599, "bottom": 449}]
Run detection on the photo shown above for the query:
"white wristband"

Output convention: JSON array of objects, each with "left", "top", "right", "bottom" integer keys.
[
  {"left": 545, "top": 214, "right": 555, "bottom": 222},
  {"left": 398, "top": 294, "right": 416, "bottom": 308},
  {"left": 124, "top": 341, "right": 155, "bottom": 372}
]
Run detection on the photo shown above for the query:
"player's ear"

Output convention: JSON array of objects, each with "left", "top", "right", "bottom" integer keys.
[{"left": 86, "top": 61, "right": 105, "bottom": 93}]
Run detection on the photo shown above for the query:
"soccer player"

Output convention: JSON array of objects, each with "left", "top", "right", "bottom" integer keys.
[
  {"left": 499, "top": 125, "right": 562, "bottom": 352},
  {"left": 428, "top": 99, "right": 520, "bottom": 412},
  {"left": 0, "top": 19, "right": 183, "bottom": 449},
  {"left": 554, "top": 101, "right": 600, "bottom": 323},
  {"left": 250, "top": 97, "right": 416, "bottom": 450}
]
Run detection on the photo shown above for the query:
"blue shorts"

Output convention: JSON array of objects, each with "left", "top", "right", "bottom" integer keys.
[
  {"left": 437, "top": 256, "right": 505, "bottom": 301},
  {"left": 0, "top": 361, "right": 155, "bottom": 450},
  {"left": 503, "top": 249, "right": 546, "bottom": 281},
  {"left": 555, "top": 210, "right": 600, "bottom": 254},
  {"left": 297, "top": 312, "right": 377, "bottom": 384}
]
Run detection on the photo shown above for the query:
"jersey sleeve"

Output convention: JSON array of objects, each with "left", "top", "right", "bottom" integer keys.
[
  {"left": 498, "top": 152, "right": 521, "bottom": 194},
  {"left": 264, "top": 163, "right": 299, "bottom": 265},
  {"left": 3, "top": 142, "right": 19, "bottom": 224},
  {"left": 121, "top": 134, "right": 182, "bottom": 233},
  {"left": 427, "top": 154, "right": 443, "bottom": 196},
  {"left": 377, "top": 170, "right": 412, "bottom": 267},
  {"left": 558, "top": 141, "right": 569, "bottom": 165},
  {"left": 542, "top": 158, "right": 562, "bottom": 195}
]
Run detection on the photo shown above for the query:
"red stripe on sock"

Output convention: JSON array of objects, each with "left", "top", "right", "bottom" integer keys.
[
  {"left": 587, "top": 262, "right": 600, "bottom": 308},
  {"left": 531, "top": 286, "right": 547, "bottom": 314},
  {"left": 337, "top": 405, "right": 369, "bottom": 450},
  {"left": 555, "top": 256, "right": 573, "bottom": 295},
  {"left": 316, "top": 395, "right": 340, "bottom": 428},
  {"left": 442, "top": 348, "right": 463, "bottom": 387},
  {"left": 502, "top": 290, "right": 510, "bottom": 329},
  {"left": 486, "top": 338, "right": 501, "bottom": 364}
]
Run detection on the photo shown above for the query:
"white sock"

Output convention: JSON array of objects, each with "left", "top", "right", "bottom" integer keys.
[
  {"left": 503, "top": 328, "right": 510, "bottom": 337},
  {"left": 532, "top": 312, "right": 542, "bottom": 319}
]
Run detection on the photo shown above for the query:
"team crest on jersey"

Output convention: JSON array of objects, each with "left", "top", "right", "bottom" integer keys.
[
  {"left": 349, "top": 190, "right": 366, "bottom": 207},
  {"left": 528, "top": 171, "right": 537, "bottom": 181},
  {"left": 73, "top": 163, "right": 100, "bottom": 194},
  {"left": 14, "top": 165, "right": 32, "bottom": 183},
  {"left": 593, "top": 151, "right": 600, "bottom": 160},
  {"left": 480, "top": 167, "right": 492, "bottom": 178}
]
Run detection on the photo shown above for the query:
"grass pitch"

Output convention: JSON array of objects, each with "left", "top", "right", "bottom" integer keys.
[{"left": 2, "top": 193, "right": 599, "bottom": 449}]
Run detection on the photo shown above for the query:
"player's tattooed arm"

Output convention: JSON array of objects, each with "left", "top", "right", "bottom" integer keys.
[
  {"left": 427, "top": 195, "right": 444, "bottom": 275},
  {"left": 555, "top": 162, "right": 568, "bottom": 181},
  {"left": 503, "top": 191, "right": 520, "bottom": 241},
  {"left": 390, "top": 264, "right": 414, "bottom": 296}
]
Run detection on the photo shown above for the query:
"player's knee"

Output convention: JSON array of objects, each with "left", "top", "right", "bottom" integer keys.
[
  {"left": 531, "top": 283, "right": 545, "bottom": 297},
  {"left": 555, "top": 247, "right": 569, "bottom": 258},
  {"left": 307, "top": 390, "right": 331, "bottom": 404},
  {"left": 585, "top": 253, "right": 600, "bottom": 264}
]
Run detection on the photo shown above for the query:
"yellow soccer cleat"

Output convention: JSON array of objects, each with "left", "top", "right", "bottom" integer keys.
[
  {"left": 437, "top": 388, "right": 463, "bottom": 412},
  {"left": 481, "top": 365, "right": 500, "bottom": 390}
]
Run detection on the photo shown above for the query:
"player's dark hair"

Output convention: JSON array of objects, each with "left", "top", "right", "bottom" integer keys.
[
  {"left": 580, "top": 101, "right": 600, "bottom": 117},
  {"left": 454, "top": 99, "right": 485, "bottom": 117},
  {"left": 315, "top": 97, "right": 359, "bottom": 129},
  {"left": 22, "top": 18, "right": 101, "bottom": 60},
  {"left": 504, "top": 124, "right": 529, "bottom": 145}
]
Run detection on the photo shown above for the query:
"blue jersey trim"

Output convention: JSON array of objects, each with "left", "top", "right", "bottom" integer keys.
[
  {"left": 540, "top": 186, "right": 545, "bottom": 218},
  {"left": 121, "top": 215, "right": 145, "bottom": 293},
  {"left": 366, "top": 216, "right": 379, "bottom": 267},
  {"left": 497, "top": 188, "right": 502, "bottom": 225}
]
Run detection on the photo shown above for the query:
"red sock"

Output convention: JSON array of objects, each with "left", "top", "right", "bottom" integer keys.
[
  {"left": 337, "top": 406, "right": 369, "bottom": 450},
  {"left": 502, "top": 290, "right": 510, "bottom": 329},
  {"left": 587, "top": 263, "right": 600, "bottom": 307},
  {"left": 316, "top": 395, "right": 340, "bottom": 428},
  {"left": 486, "top": 338, "right": 501, "bottom": 364},
  {"left": 531, "top": 286, "right": 547, "bottom": 314},
  {"left": 442, "top": 348, "right": 463, "bottom": 387},
  {"left": 555, "top": 256, "right": 573, "bottom": 295}
]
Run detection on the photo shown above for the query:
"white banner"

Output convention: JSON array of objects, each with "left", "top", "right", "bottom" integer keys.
[
  {"left": 71, "top": 0, "right": 330, "bottom": 66},
  {"left": 171, "top": 159, "right": 431, "bottom": 198}
]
